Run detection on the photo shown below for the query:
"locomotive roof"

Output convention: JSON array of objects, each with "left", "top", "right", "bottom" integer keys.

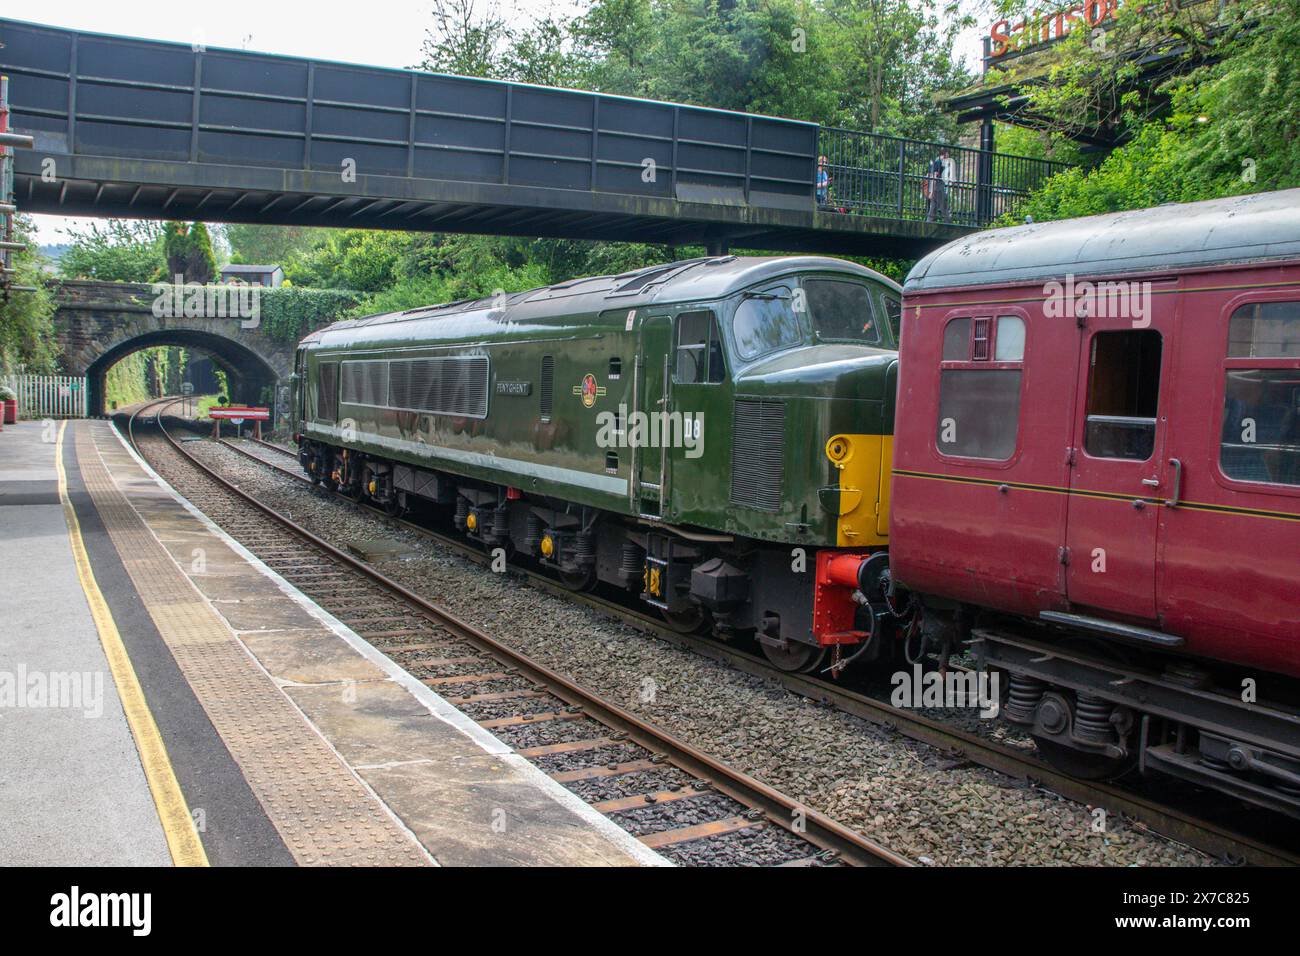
[
  {"left": 904, "top": 188, "right": 1300, "bottom": 293},
  {"left": 302, "top": 255, "right": 897, "bottom": 346}
]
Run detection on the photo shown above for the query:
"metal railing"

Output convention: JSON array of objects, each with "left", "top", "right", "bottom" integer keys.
[
  {"left": 816, "top": 127, "right": 1069, "bottom": 227},
  {"left": 3, "top": 373, "right": 89, "bottom": 419}
]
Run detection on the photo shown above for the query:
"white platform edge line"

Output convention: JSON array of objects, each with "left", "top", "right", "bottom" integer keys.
[{"left": 107, "top": 421, "right": 671, "bottom": 868}]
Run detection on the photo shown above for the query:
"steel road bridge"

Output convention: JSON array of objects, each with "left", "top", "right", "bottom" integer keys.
[{"left": 0, "top": 18, "right": 1067, "bottom": 257}]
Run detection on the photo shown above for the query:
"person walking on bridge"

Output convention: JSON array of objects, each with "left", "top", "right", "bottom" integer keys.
[{"left": 925, "top": 147, "right": 952, "bottom": 222}]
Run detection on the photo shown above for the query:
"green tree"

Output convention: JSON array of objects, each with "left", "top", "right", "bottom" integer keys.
[
  {"left": 0, "top": 216, "right": 59, "bottom": 373},
  {"left": 58, "top": 220, "right": 165, "bottom": 282},
  {"left": 163, "top": 222, "right": 218, "bottom": 284},
  {"left": 997, "top": 0, "right": 1299, "bottom": 221},
  {"left": 225, "top": 223, "right": 325, "bottom": 267}
]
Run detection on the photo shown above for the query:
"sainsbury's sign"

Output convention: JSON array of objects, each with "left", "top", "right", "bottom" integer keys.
[{"left": 989, "top": 0, "right": 1119, "bottom": 59}]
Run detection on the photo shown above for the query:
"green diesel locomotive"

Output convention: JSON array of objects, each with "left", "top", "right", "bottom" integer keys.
[{"left": 292, "top": 255, "right": 902, "bottom": 672}]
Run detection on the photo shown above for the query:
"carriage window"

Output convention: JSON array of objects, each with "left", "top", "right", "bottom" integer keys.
[
  {"left": 995, "top": 316, "right": 1026, "bottom": 361},
  {"left": 937, "top": 371, "right": 1022, "bottom": 460},
  {"left": 1228, "top": 301, "right": 1300, "bottom": 357},
  {"left": 732, "top": 288, "right": 802, "bottom": 361},
  {"left": 1221, "top": 301, "right": 1300, "bottom": 486},
  {"left": 1083, "top": 330, "right": 1161, "bottom": 460},
  {"left": 675, "top": 310, "right": 724, "bottom": 384},
  {"left": 942, "top": 318, "right": 971, "bottom": 360},
  {"left": 936, "top": 313, "right": 1025, "bottom": 460},
  {"left": 803, "top": 279, "right": 881, "bottom": 345}
]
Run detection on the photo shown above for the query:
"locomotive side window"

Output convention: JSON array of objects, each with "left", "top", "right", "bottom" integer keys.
[
  {"left": 1221, "top": 301, "right": 1300, "bottom": 486},
  {"left": 316, "top": 361, "right": 338, "bottom": 424},
  {"left": 675, "top": 310, "right": 724, "bottom": 384},
  {"left": 803, "top": 279, "right": 881, "bottom": 346},
  {"left": 935, "top": 314, "right": 1024, "bottom": 461},
  {"left": 732, "top": 287, "right": 802, "bottom": 361},
  {"left": 1083, "top": 330, "right": 1162, "bottom": 461}
]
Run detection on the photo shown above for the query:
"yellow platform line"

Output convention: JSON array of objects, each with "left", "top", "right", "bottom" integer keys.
[{"left": 55, "top": 421, "right": 209, "bottom": 867}]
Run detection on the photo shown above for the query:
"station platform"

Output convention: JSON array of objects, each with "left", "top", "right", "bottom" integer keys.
[{"left": 0, "top": 419, "right": 665, "bottom": 867}]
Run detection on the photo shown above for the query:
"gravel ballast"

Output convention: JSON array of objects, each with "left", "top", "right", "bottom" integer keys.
[{"left": 154, "top": 437, "right": 1214, "bottom": 866}]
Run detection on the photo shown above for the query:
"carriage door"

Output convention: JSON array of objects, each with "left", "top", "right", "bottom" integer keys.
[
  {"left": 1064, "top": 284, "right": 1174, "bottom": 620},
  {"left": 635, "top": 313, "right": 672, "bottom": 517}
]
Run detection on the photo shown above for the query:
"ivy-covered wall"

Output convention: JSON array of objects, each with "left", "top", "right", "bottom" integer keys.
[{"left": 258, "top": 288, "right": 360, "bottom": 344}]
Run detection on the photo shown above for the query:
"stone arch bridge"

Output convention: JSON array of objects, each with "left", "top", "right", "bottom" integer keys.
[{"left": 53, "top": 280, "right": 294, "bottom": 419}]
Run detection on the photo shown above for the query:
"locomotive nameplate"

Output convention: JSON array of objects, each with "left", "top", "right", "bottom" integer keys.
[{"left": 495, "top": 381, "right": 532, "bottom": 396}]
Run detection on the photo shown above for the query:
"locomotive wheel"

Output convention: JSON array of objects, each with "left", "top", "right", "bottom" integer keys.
[
  {"left": 558, "top": 566, "right": 597, "bottom": 592},
  {"left": 1033, "top": 736, "right": 1137, "bottom": 781},
  {"left": 384, "top": 495, "right": 406, "bottom": 518},
  {"left": 761, "top": 639, "right": 827, "bottom": 674},
  {"left": 659, "top": 605, "right": 707, "bottom": 634}
]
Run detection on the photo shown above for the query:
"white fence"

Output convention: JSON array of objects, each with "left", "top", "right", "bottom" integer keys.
[{"left": 2, "top": 374, "right": 89, "bottom": 419}]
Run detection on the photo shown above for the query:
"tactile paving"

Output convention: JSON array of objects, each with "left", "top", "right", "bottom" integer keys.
[{"left": 78, "top": 423, "right": 428, "bottom": 866}]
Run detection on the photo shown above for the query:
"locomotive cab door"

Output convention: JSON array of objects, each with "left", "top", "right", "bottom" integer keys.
[
  {"left": 635, "top": 313, "right": 672, "bottom": 517},
  {"left": 1064, "top": 282, "right": 1177, "bottom": 621},
  {"left": 664, "top": 309, "right": 726, "bottom": 524}
]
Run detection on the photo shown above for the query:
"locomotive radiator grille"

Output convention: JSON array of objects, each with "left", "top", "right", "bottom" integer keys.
[
  {"left": 387, "top": 356, "right": 490, "bottom": 419},
  {"left": 340, "top": 360, "right": 390, "bottom": 407},
  {"left": 730, "top": 399, "right": 785, "bottom": 511}
]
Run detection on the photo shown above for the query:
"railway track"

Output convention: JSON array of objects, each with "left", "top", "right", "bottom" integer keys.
[
  {"left": 198, "top": 420, "right": 1300, "bottom": 868},
  {"left": 125, "top": 398, "right": 908, "bottom": 868}
]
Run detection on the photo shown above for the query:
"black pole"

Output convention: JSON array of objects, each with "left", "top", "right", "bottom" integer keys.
[{"left": 977, "top": 118, "right": 996, "bottom": 225}]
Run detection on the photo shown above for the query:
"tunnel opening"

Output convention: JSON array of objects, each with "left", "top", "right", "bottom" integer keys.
[{"left": 86, "top": 329, "right": 280, "bottom": 419}]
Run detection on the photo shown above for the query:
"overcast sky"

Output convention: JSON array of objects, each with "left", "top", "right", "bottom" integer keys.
[{"left": 13, "top": 1, "right": 987, "bottom": 245}]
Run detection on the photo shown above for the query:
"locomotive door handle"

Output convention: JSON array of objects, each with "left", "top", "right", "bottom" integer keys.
[
  {"left": 1141, "top": 477, "right": 1160, "bottom": 487},
  {"left": 1167, "top": 458, "right": 1183, "bottom": 508}
]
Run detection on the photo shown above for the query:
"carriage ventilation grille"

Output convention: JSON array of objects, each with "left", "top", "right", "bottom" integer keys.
[
  {"left": 730, "top": 399, "right": 785, "bottom": 511},
  {"left": 388, "top": 355, "right": 490, "bottom": 419}
]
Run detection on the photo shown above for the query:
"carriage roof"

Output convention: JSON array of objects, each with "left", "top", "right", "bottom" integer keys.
[{"left": 904, "top": 188, "right": 1300, "bottom": 294}]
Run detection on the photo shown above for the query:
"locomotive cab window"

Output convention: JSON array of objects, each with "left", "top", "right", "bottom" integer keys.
[
  {"left": 935, "top": 315, "right": 1024, "bottom": 461},
  {"left": 880, "top": 292, "right": 902, "bottom": 344},
  {"left": 731, "top": 286, "right": 803, "bottom": 362},
  {"left": 803, "top": 279, "right": 882, "bottom": 346},
  {"left": 1221, "top": 301, "right": 1300, "bottom": 487},
  {"left": 1083, "top": 330, "right": 1162, "bottom": 461},
  {"left": 675, "top": 310, "right": 725, "bottom": 384}
]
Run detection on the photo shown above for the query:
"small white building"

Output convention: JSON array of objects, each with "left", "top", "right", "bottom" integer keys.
[{"left": 220, "top": 264, "right": 284, "bottom": 287}]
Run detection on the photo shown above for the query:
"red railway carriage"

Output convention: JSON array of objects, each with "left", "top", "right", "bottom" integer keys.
[{"left": 893, "top": 189, "right": 1300, "bottom": 815}]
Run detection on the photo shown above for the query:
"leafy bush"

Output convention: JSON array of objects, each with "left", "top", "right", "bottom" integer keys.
[{"left": 59, "top": 221, "right": 165, "bottom": 283}]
